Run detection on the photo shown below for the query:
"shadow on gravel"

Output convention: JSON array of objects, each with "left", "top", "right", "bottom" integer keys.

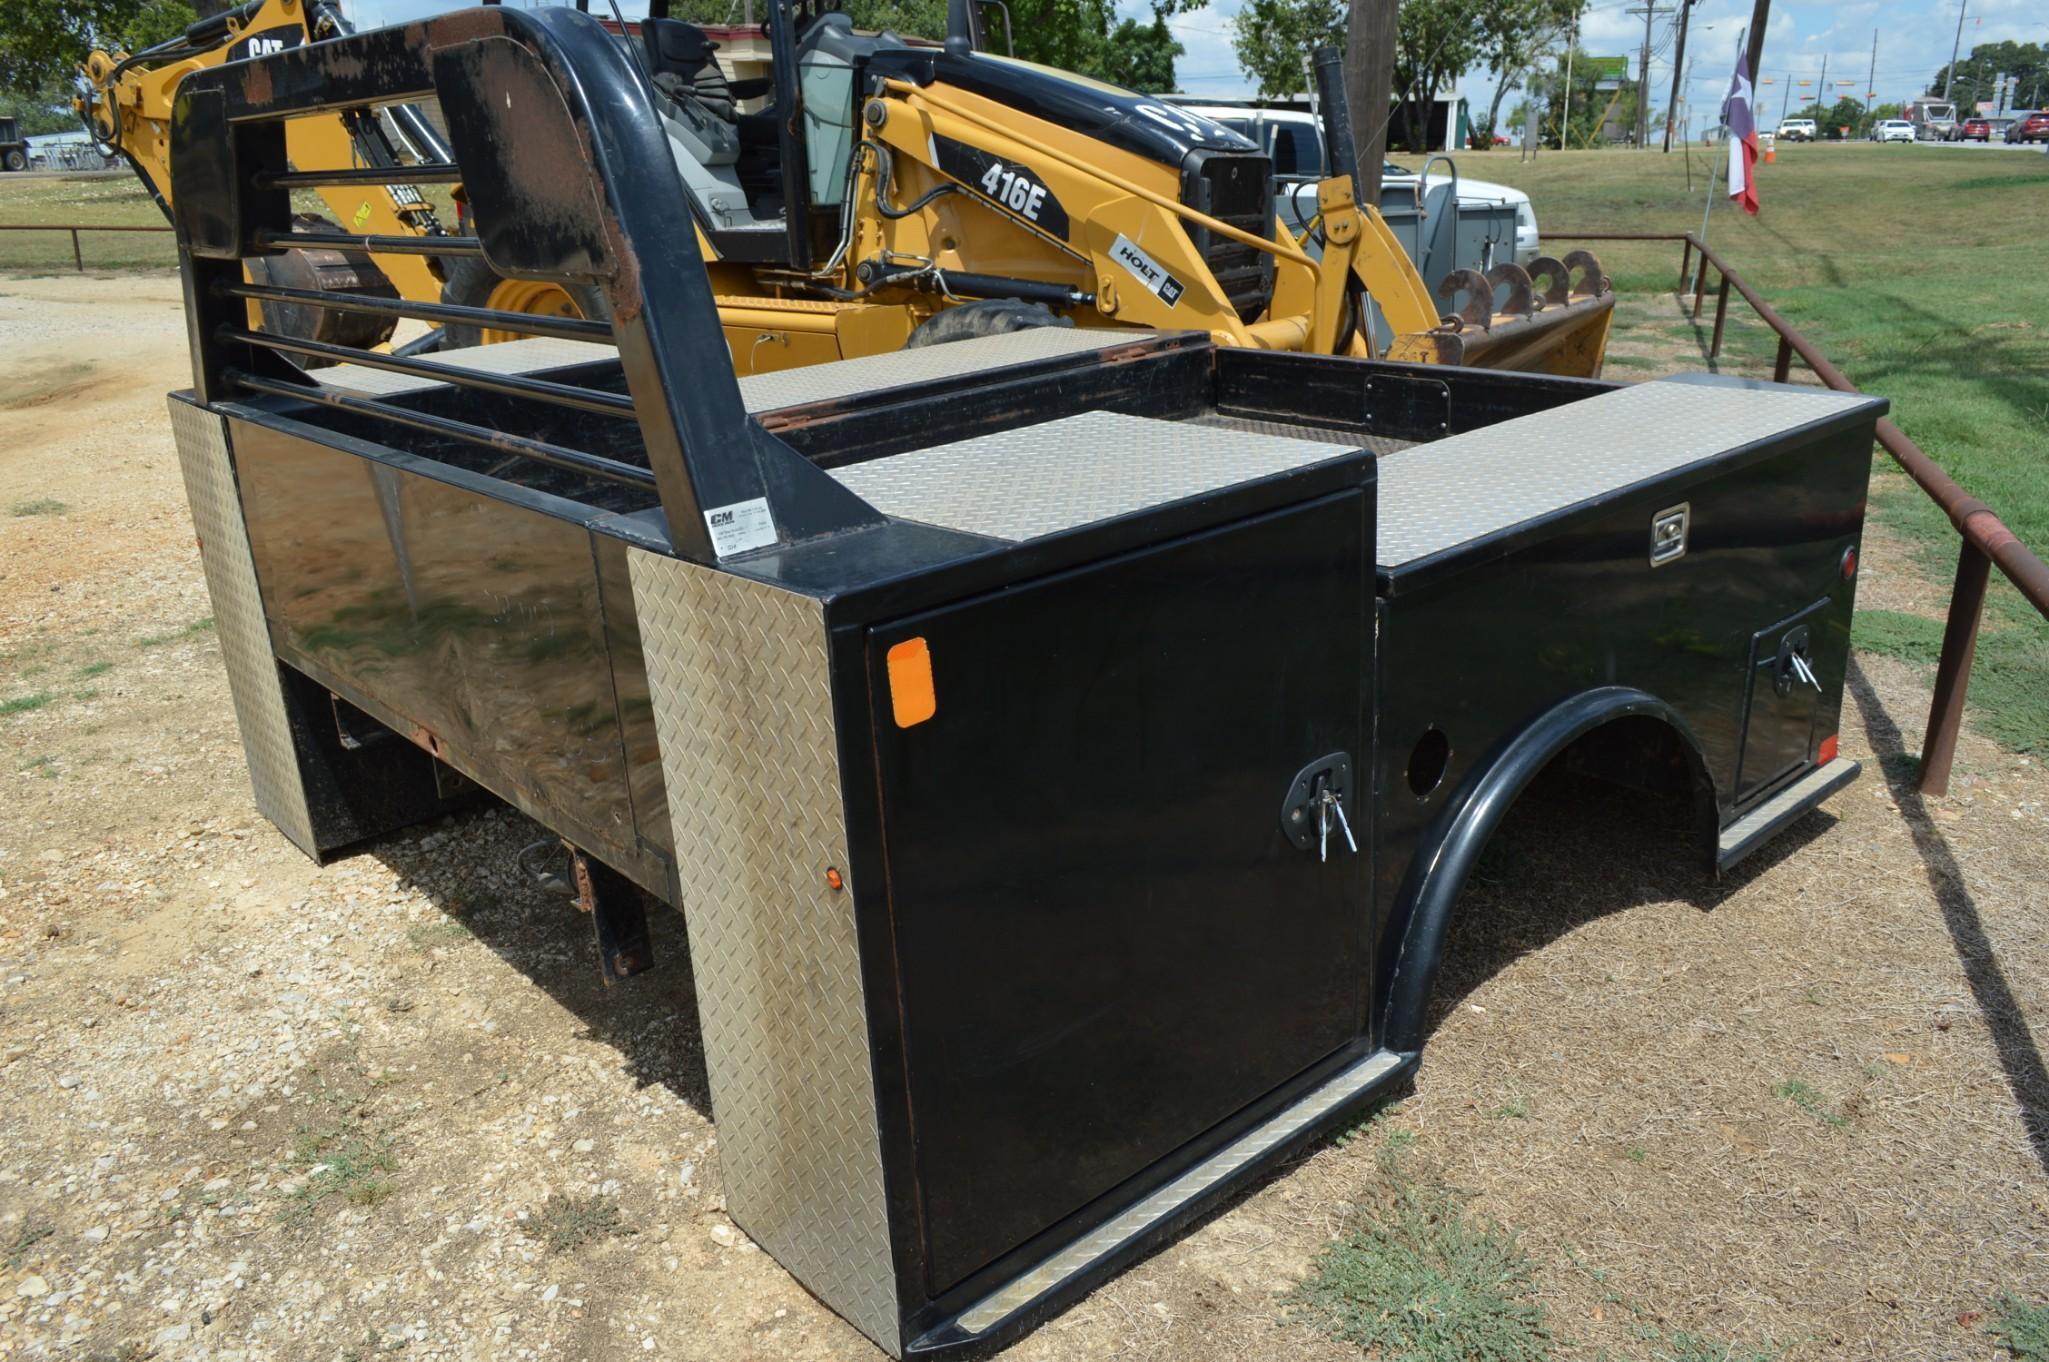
[
  {"left": 369, "top": 810, "right": 714, "bottom": 1119},
  {"left": 1846, "top": 657, "right": 2049, "bottom": 1177},
  {"left": 1424, "top": 763, "right": 1833, "bottom": 1037}
]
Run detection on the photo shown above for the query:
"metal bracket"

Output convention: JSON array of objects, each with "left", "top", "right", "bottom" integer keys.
[{"left": 571, "top": 846, "right": 655, "bottom": 986}]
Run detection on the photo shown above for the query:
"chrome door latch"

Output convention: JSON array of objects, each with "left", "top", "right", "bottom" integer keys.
[{"left": 1281, "top": 752, "right": 1358, "bottom": 861}]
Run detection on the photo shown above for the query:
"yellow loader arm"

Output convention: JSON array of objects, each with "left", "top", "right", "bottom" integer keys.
[{"left": 77, "top": 0, "right": 447, "bottom": 306}]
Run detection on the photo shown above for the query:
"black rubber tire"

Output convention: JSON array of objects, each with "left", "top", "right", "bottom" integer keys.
[
  {"left": 436, "top": 254, "right": 610, "bottom": 350},
  {"left": 3, "top": 150, "right": 26, "bottom": 172},
  {"left": 902, "top": 298, "right": 1075, "bottom": 349}
]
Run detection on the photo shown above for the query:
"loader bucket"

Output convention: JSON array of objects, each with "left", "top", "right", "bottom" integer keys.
[{"left": 1426, "top": 250, "right": 1615, "bottom": 379}]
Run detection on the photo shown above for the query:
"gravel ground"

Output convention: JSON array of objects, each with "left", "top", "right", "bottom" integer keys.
[{"left": 1, "top": 273, "right": 2044, "bottom": 1362}]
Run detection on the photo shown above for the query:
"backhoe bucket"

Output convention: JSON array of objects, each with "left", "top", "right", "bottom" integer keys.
[{"left": 1424, "top": 251, "right": 1616, "bottom": 379}]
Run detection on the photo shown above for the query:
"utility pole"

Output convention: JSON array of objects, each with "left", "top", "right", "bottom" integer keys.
[
  {"left": 1627, "top": 1, "right": 1675, "bottom": 147},
  {"left": 1743, "top": 0, "right": 1769, "bottom": 103},
  {"left": 1866, "top": 31, "right": 1877, "bottom": 111},
  {"left": 1944, "top": 0, "right": 1966, "bottom": 100},
  {"left": 1560, "top": 14, "right": 1577, "bottom": 150},
  {"left": 1779, "top": 68, "right": 1792, "bottom": 124},
  {"left": 1817, "top": 51, "right": 1828, "bottom": 124},
  {"left": 1663, "top": 0, "right": 1698, "bottom": 151},
  {"left": 1342, "top": 0, "right": 1399, "bottom": 207}
]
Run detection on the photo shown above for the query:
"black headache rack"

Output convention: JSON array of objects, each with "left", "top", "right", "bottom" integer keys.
[{"left": 165, "top": 8, "right": 1887, "bottom": 1357}]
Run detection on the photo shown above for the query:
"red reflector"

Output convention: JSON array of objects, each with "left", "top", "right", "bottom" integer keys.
[
  {"left": 1818, "top": 734, "right": 1839, "bottom": 764},
  {"left": 1841, "top": 545, "right": 1859, "bottom": 580}
]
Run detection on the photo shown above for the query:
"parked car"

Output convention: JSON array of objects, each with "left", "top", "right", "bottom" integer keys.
[
  {"left": 1959, "top": 117, "right": 1993, "bottom": 141},
  {"left": 1176, "top": 104, "right": 1542, "bottom": 269},
  {"left": 1870, "top": 119, "right": 1915, "bottom": 143},
  {"left": 2005, "top": 112, "right": 2049, "bottom": 143},
  {"left": 1776, "top": 118, "right": 1818, "bottom": 141}
]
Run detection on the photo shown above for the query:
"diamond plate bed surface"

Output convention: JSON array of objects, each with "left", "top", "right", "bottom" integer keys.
[
  {"left": 317, "top": 327, "right": 1139, "bottom": 411},
  {"left": 734, "top": 327, "right": 1138, "bottom": 411},
  {"left": 829, "top": 410, "right": 1356, "bottom": 542},
  {"left": 1375, "top": 378, "right": 1871, "bottom": 567},
  {"left": 317, "top": 337, "right": 618, "bottom": 396},
  {"left": 167, "top": 397, "right": 318, "bottom": 855},
  {"left": 624, "top": 552, "right": 899, "bottom": 1354}
]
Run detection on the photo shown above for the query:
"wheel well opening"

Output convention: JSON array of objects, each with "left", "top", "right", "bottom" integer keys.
[{"left": 1411, "top": 714, "right": 1718, "bottom": 1040}]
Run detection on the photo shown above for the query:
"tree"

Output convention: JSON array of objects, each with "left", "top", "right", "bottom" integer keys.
[
  {"left": 0, "top": 76, "right": 80, "bottom": 135},
  {"left": 1390, "top": 0, "right": 1487, "bottom": 151},
  {"left": 1098, "top": 14, "right": 1184, "bottom": 92},
  {"left": 1932, "top": 40, "right": 2047, "bottom": 114},
  {"left": 1230, "top": 0, "right": 1343, "bottom": 100},
  {"left": 1530, "top": 49, "right": 1625, "bottom": 147},
  {"left": 0, "top": 0, "right": 196, "bottom": 92},
  {"left": 1475, "top": 0, "right": 1581, "bottom": 150}
]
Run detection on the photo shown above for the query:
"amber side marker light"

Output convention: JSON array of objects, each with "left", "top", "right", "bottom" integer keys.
[
  {"left": 887, "top": 636, "right": 937, "bottom": 728},
  {"left": 1819, "top": 734, "right": 1839, "bottom": 765},
  {"left": 1841, "top": 545, "right": 1859, "bottom": 580}
]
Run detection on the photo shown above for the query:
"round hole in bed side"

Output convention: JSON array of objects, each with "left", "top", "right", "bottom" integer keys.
[{"left": 1408, "top": 727, "right": 1451, "bottom": 799}]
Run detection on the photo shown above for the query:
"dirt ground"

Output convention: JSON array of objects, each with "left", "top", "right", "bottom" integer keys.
[{"left": 1, "top": 274, "right": 2044, "bottom": 1362}]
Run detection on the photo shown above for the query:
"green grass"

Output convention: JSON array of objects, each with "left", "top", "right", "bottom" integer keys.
[
  {"left": 138, "top": 615, "right": 214, "bottom": 648},
  {"left": 0, "top": 173, "right": 176, "bottom": 272},
  {"left": 1993, "top": 1295, "right": 2049, "bottom": 1360},
  {"left": 7, "top": 497, "right": 66, "bottom": 517},
  {"left": 1470, "top": 143, "right": 2049, "bottom": 751},
  {"left": 1854, "top": 608, "right": 2048, "bottom": 755},
  {"left": 75, "top": 660, "right": 113, "bottom": 678},
  {"left": 1772, "top": 1078, "right": 1849, "bottom": 1130},
  {"left": 0, "top": 692, "right": 54, "bottom": 717},
  {"left": 1296, "top": 1134, "right": 1550, "bottom": 1361}
]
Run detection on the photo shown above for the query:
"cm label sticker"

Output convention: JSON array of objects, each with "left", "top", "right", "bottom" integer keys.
[
  {"left": 1109, "top": 234, "right": 1185, "bottom": 307},
  {"left": 932, "top": 136, "right": 1071, "bottom": 240}
]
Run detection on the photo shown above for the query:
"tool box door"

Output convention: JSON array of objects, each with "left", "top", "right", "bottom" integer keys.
[
  {"left": 1735, "top": 597, "right": 1830, "bottom": 803},
  {"left": 867, "top": 493, "right": 1371, "bottom": 1298}
]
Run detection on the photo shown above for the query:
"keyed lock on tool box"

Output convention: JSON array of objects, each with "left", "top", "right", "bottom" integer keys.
[
  {"left": 1775, "top": 624, "right": 1824, "bottom": 698},
  {"left": 1281, "top": 752, "right": 1358, "bottom": 861}
]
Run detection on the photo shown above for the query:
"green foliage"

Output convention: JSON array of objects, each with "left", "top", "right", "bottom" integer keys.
[
  {"left": 1933, "top": 42, "right": 2048, "bottom": 117},
  {"left": 1097, "top": 14, "right": 1183, "bottom": 93},
  {"left": 0, "top": 77, "right": 80, "bottom": 136},
  {"left": 0, "top": 0, "right": 197, "bottom": 91},
  {"left": 1296, "top": 1137, "right": 1550, "bottom": 1361},
  {"left": 1391, "top": 0, "right": 1487, "bottom": 151},
  {"left": 1529, "top": 48, "right": 1631, "bottom": 148},
  {"left": 1772, "top": 1078, "right": 1848, "bottom": 1129},
  {"left": 1476, "top": 0, "right": 1582, "bottom": 137},
  {"left": 9, "top": 497, "right": 66, "bottom": 516},
  {"left": 1230, "top": 0, "right": 1342, "bottom": 100},
  {"left": 1991, "top": 1294, "right": 2049, "bottom": 1361},
  {"left": 0, "top": 692, "right": 54, "bottom": 717}
]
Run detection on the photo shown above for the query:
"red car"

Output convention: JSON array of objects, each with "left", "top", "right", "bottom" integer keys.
[
  {"left": 2009, "top": 112, "right": 2049, "bottom": 143},
  {"left": 1960, "top": 117, "right": 1993, "bottom": 141}
]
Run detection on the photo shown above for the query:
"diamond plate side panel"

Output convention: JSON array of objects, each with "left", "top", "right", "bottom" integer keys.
[
  {"left": 736, "top": 327, "right": 1136, "bottom": 413},
  {"left": 625, "top": 551, "right": 898, "bottom": 1355},
  {"left": 167, "top": 397, "right": 318, "bottom": 856}
]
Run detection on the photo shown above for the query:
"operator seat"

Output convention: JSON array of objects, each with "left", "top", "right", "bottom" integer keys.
[{"left": 641, "top": 17, "right": 769, "bottom": 122}]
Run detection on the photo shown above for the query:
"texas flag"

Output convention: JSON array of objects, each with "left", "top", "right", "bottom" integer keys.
[{"left": 1724, "top": 53, "right": 1760, "bottom": 214}]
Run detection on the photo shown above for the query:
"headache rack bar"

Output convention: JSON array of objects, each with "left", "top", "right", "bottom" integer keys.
[
  {"left": 215, "top": 326, "right": 636, "bottom": 420},
  {"left": 253, "top": 164, "right": 465, "bottom": 190},
  {"left": 223, "top": 367, "right": 658, "bottom": 491},
  {"left": 250, "top": 227, "right": 484, "bottom": 257},
  {"left": 217, "top": 281, "right": 614, "bottom": 343}
]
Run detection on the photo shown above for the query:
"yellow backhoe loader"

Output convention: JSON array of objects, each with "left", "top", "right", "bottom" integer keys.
[{"left": 81, "top": 0, "right": 1613, "bottom": 377}]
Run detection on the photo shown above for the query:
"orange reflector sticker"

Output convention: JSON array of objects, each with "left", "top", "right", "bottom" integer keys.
[
  {"left": 1818, "top": 734, "right": 1839, "bottom": 764},
  {"left": 887, "top": 637, "right": 936, "bottom": 728}
]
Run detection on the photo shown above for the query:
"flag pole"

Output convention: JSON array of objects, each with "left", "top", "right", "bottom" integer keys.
[{"left": 1701, "top": 27, "right": 1749, "bottom": 254}]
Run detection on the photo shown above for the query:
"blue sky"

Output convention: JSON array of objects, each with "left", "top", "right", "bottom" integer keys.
[{"left": 349, "top": 0, "right": 2045, "bottom": 119}]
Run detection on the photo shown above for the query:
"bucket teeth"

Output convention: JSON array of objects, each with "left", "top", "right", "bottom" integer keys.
[
  {"left": 1484, "top": 263, "right": 1536, "bottom": 318},
  {"left": 1562, "top": 248, "right": 1612, "bottom": 299},
  {"left": 1526, "top": 255, "right": 1573, "bottom": 308},
  {"left": 1434, "top": 268, "right": 1495, "bottom": 330}
]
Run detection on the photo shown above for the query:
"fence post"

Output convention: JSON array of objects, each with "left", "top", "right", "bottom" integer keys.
[
  {"left": 1773, "top": 335, "right": 1792, "bottom": 383},
  {"left": 1691, "top": 256, "right": 1710, "bottom": 320},
  {"left": 1918, "top": 539, "right": 1992, "bottom": 797},
  {"left": 1709, "top": 274, "right": 1731, "bottom": 360},
  {"left": 1677, "top": 238, "right": 1693, "bottom": 294},
  {"left": 71, "top": 228, "right": 83, "bottom": 272}
]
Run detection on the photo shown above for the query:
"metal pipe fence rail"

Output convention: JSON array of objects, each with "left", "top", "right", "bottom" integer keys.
[
  {"left": 1550, "top": 229, "right": 2049, "bottom": 796},
  {"left": 0, "top": 222, "right": 173, "bottom": 271}
]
